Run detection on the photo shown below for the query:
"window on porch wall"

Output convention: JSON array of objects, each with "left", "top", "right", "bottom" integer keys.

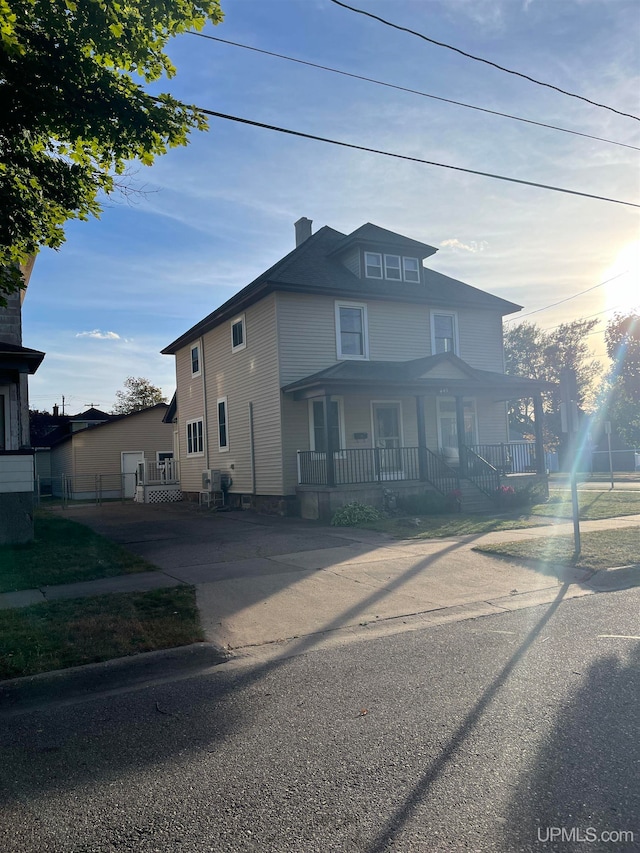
[
  {"left": 311, "top": 399, "right": 341, "bottom": 453},
  {"left": 437, "top": 399, "right": 477, "bottom": 448}
]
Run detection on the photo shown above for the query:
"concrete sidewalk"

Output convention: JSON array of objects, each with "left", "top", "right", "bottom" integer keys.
[{"left": 3, "top": 505, "right": 638, "bottom": 659}]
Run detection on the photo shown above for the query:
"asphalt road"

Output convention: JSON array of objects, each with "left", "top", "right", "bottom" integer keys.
[{"left": 1, "top": 588, "right": 638, "bottom": 852}]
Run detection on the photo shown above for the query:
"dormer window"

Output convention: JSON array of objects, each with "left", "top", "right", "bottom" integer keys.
[
  {"left": 403, "top": 257, "right": 420, "bottom": 283},
  {"left": 384, "top": 255, "right": 402, "bottom": 281},
  {"left": 364, "top": 251, "right": 421, "bottom": 283},
  {"left": 364, "top": 252, "right": 383, "bottom": 279}
]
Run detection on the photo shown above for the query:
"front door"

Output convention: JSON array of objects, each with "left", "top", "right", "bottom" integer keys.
[
  {"left": 372, "top": 403, "right": 403, "bottom": 479},
  {"left": 121, "top": 451, "right": 144, "bottom": 499}
]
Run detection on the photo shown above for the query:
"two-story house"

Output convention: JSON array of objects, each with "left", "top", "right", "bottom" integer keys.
[{"left": 162, "top": 220, "right": 549, "bottom": 519}]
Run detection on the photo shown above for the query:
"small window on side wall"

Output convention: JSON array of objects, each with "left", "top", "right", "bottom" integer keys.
[
  {"left": 191, "top": 344, "right": 200, "bottom": 376},
  {"left": 231, "top": 315, "right": 246, "bottom": 352},
  {"left": 186, "top": 419, "right": 204, "bottom": 455},
  {"left": 217, "top": 397, "right": 229, "bottom": 451},
  {"left": 432, "top": 312, "right": 458, "bottom": 355}
]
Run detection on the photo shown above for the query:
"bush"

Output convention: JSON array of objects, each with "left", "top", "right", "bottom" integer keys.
[{"left": 330, "top": 501, "right": 381, "bottom": 527}]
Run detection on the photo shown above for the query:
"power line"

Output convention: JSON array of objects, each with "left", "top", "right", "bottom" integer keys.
[
  {"left": 541, "top": 302, "right": 630, "bottom": 333},
  {"left": 197, "top": 107, "right": 640, "bottom": 208},
  {"left": 504, "top": 272, "right": 628, "bottom": 323},
  {"left": 189, "top": 32, "right": 640, "bottom": 152},
  {"left": 328, "top": 0, "right": 640, "bottom": 123}
]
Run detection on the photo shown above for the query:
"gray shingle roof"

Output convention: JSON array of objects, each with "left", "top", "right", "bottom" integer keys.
[{"left": 162, "top": 223, "right": 522, "bottom": 354}]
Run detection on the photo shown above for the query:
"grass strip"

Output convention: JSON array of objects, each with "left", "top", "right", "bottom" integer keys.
[
  {"left": 358, "top": 514, "right": 548, "bottom": 539},
  {"left": 0, "top": 514, "right": 155, "bottom": 593},
  {"left": 474, "top": 527, "right": 640, "bottom": 572},
  {"left": 0, "top": 586, "right": 203, "bottom": 680},
  {"left": 532, "top": 490, "right": 640, "bottom": 520}
]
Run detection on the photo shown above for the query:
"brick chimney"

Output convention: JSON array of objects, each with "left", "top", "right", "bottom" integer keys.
[{"left": 294, "top": 217, "right": 312, "bottom": 247}]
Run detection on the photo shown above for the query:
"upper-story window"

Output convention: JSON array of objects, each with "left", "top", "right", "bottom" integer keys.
[
  {"left": 364, "top": 252, "right": 383, "bottom": 279},
  {"left": 364, "top": 252, "right": 421, "bottom": 283},
  {"left": 403, "top": 257, "right": 420, "bottom": 282},
  {"left": 431, "top": 312, "right": 458, "bottom": 355},
  {"left": 191, "top": 344, "right": 200, "bottom": 376},
  {"left": 231, "top": 315, "right": 246, "bottom": 352},
  {"left": 335, "top": 301, "right": 369, "bottom": 360},
  {"left": 384, "top": 255, "right": 402, "bottom": 281}
]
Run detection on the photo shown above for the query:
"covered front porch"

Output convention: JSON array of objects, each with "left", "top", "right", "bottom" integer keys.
[{"left": 283, "top": 353, "right": 550, "bottom": 520}]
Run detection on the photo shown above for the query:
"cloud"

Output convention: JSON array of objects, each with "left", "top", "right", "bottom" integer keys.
[
  {"left": 75, "top": 330, "right": 121, "bottom": 340},
  {"left": 440, "top": 238, "right": 489, "bottom": 253}
]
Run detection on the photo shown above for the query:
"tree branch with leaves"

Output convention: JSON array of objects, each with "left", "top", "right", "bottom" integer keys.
[{"left": 0, "top": 0, "right": 223, "bottom": 301}]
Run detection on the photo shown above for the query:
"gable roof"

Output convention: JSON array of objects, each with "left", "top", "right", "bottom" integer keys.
[
  {"left": 162, "top": 223, "right": 522, "bottom": 354},
  {"left": 49, "top": 403, "right": 169, "bottom": 448}
]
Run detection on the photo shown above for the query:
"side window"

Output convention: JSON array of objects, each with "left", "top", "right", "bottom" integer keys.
[
  {"left": 217, "top": 397, "right": 229, "bottom": 451},
  {"left": 431, "top": 312, "right": 458, "bottom": 355},
  {"left": 186, "top": 419, "right": 204, "bottom": 455},
  {"left": 191, "top": 344, "right": 200, "bottom": 376},
  {"left": 231, "top": 315, "right": 246, "bottom": 352},
  {"left": 336, "top": 302, "right": 369, "bottom": 360}
]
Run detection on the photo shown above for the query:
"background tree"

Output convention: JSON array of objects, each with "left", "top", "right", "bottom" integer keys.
[
  {"left": 601, "top": 312, "right": 640, "bottom": 447},
  {"left": 504, "top": 318, "right": 601, "bottom": 449},
  {"left": 113, "top": 377, "right": 167, "bottom": 415},
  {"left": 0, "top": 0, "right": 223, "bottom": 301}
]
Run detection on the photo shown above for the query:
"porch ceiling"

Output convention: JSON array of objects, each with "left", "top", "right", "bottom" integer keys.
[{"left": 282, "top": 354, "right": 552, "bottom": 402}]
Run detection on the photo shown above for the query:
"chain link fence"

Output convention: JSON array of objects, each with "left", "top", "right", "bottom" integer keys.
[{"left": 34, "top": 473, "right": 137, "bottom": 507}]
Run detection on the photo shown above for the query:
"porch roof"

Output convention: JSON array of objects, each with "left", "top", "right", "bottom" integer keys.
[
  {"left": 0, "top": 341, "right": 45, "bottom": 375},
  {"left": 282, "top": 353, "right": 553, "bottom": 401}
]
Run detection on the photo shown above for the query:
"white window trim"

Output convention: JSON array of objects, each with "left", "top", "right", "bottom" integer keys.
[
  {"left": 190, "top": 343, "right": 201, "bottom": 378},
  {"left": 430, "top": 310, "right": 459, "bottom": 356},
  {"left": 186, "top": 418, "right": 204, "bottom": 457},
  {"left": 436, "top": 397, "right": 478, "bottom": 449},
  {"left": 231, "top": 314, "right": 246, "bottom": 352},
  {"left": 217, "top": 396, "right": 229, "bottom": 452},
  {"left": 0, "top": 385, "right": 10, "bottom": 450},
  {"left": 364, "top": 251, "right": 383, "bottom": 279},
  {"left": 335, "top": 300, "right": 370, "bottom": 361},
  {"left": 308, "top": 397, "right": 346, "bottom": 455},
  {"left": 383, "top": 254, "right": 402, "bottom": 281},
  {"left": 156, "top": 451, "right": 173, "bottom": 462},
  {"left": 402, "top": 257, "right": 420, "bottom": 283}
]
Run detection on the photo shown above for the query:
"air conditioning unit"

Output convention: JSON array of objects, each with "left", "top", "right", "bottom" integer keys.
[{"left": 202, "top": 469, "right": 222, "bottom": 491}]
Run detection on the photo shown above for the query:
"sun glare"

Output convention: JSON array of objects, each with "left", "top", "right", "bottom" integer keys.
[{"left": 604, "top": 239, "right": 640, "bottom": 316}]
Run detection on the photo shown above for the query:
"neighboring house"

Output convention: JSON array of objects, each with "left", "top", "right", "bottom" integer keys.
[
  {"left": 46, "top": 403, "right": 176, "bottom": 501},
  {"left": 0, "top": 260, "right": 45, "bottom": 543},
  {"left": 162, "top": 219, "right": 550, "bottom": 519}
]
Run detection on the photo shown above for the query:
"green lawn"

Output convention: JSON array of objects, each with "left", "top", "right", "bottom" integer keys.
[
  {"left": 356, "top": 489, "right": 640, "bottom": 540},
  {"left": 474, "top": 527, "right": 640, "bottom": 573},
  {"left": 534, "top": 489, "right": 640, "bottom": 520},
  {"left": 0, "top": 586, "right": 204, "bottom": 680},
  {"left": 0, "top": 513, "right": 156, "bottom": 593}
]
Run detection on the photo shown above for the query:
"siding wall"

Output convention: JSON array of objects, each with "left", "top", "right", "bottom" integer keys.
[
  {"left": 177, "top": 293, "right": 282, "bottom": 495},
  {"left": 277, "top": 292, "right": 504, "bottom": 384},
  {"left": 68, "top": 407, "right": 173, "bottom": 480}
]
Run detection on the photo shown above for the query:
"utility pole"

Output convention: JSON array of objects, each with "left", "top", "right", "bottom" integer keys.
[
  {"left": 560, "top": 368, "right": 580, "bottom": 555},
  {"left": 61, "top": 395, "right": 65, "bottom": 416},
  {"left": 605, "top": 420, "right": 614, "bottom": 490}
]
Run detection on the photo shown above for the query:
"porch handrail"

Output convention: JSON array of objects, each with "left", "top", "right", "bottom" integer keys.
[
  {"left": 460, "top": 446, "right": 500, "bottom": 498},
  {"left": 422, "top": 447, "right": 460, "bottom": 496},
  {"left": 136, "top": 459, "right": 180, "bottom": 485},
  {"left": 469, "top": 441, "right": 537, "bottom": 474}
]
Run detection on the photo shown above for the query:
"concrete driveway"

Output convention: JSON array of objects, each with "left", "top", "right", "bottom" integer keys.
[{"left": 51, "top": 501, "right": 631, "bottom": 659}]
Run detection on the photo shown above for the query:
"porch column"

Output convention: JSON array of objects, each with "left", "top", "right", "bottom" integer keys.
[
  {"left": 415, "top": 395, "right": 428, "bottom": 481},
  {"left": 455, "top": 395, "right": 467, "bottom": 477},
  {"left": 323, "top": 395, "right": 336, "bottom": 487},
  {"left": 533, "top": 393, "right": 546, "bottom": 475}
]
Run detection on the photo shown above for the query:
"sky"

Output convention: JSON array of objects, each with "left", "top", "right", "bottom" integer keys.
[{"left": 22, "top": 0, "right": 640, "bottom": 415}]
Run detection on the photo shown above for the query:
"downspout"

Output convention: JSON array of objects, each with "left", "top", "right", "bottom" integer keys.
[{"left": 200, "top": 336, "right": 210, "bottom": 469}]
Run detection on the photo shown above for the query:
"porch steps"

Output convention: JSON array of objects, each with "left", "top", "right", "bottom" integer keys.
[{"left": 458, "top": 479, "right": 497, "bottom": 514}]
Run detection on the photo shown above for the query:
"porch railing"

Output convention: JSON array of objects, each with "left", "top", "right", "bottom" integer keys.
[
  {"left": 136, "top": 459, "right": 180, "bottom": 485},
  {"left": 469, "top": 442, "right": 537, "bottom": 474},
  {"left": 297, "top": 447, "right": 459, "bottom": 495},
  {"left": 460, "top": 446, "right": 500, "bottom": 498}
]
